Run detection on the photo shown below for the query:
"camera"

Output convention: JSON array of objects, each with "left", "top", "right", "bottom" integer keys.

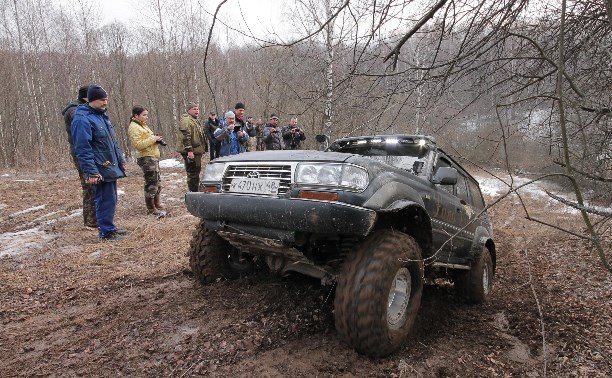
[{"left": 156, "top": 135, "right": 167, "bottom": 146}]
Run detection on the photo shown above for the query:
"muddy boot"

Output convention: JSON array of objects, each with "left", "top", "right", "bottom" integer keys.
[
  {"left": 146, "top": 197, "right": 161, "bottom": 215},
  {"left": 154, "top": 190, "right": 164, "bottom": 210}
]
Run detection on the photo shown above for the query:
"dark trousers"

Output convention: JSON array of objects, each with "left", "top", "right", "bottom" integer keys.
[
  {"left": 94, "top": 180, "right": 118, "bottom": 238},
  {"left": 209, "top": 140, "right": 221, "bottom": 161},
  {"left": 72, "top": 155, "right": 97, "bottom": 226},
  {"left": 182, "top": 153, "right": 203, "bottom": 192}
]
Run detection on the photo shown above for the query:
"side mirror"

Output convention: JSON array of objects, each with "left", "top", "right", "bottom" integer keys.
[{"left": 432, "top": 167, "right": 458, "bottom": 185}]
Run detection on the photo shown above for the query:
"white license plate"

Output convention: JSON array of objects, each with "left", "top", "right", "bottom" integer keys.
[{"left": 229, "top": 178, "right": 280, "bottom": 195}]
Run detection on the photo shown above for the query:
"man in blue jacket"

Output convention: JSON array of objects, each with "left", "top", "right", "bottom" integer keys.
[
  {"left": 71, "top": 85, "right": 128, "bottom": 241},
  {"left": 214, "top": 111, "right": 249, "bottom": 157}
]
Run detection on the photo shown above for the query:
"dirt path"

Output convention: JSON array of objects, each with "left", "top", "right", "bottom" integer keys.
[{"left": 1, "top": 165, "right": 610, "bottom": 377}]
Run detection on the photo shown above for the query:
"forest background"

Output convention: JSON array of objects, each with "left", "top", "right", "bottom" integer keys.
[{"left": 0, "top": 0, "right": 610, "bottom": 200}]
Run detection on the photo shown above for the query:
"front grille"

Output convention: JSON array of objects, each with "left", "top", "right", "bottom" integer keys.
[{"left": 222, "top": 164, "right": 293, "bottom": 195}]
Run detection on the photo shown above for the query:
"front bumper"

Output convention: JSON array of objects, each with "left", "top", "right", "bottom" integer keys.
[{"left": 185, "top": 192, "right": 377, "bottom": 237}]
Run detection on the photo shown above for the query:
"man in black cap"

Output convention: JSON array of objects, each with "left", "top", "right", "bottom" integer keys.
[
  {"left": 233, "top": 103, "right": 247, "bottom": 146},
  {"left": 71, "top": 85, "right": 128, "bottom": 241},
  {"left": 206, "top": 111, "right": 221, "bottom": 160},
  {"left": 62, "top": 85, "right": 97, "bottom": 229}
]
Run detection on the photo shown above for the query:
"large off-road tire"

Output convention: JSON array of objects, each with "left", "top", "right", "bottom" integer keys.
[
  {"left": 188, "top": 219, "right": 255, "bottom": 284},
  {"left": 454, "top": 246, "right": 494, "bottom": 304},
  {"left": 334, "top": 230, "right": 424, "bottom": 358}
]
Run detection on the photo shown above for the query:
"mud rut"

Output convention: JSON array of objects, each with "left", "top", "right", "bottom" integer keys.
[{"left": 1, "top": 166, "right": 610, "bottom": 377}]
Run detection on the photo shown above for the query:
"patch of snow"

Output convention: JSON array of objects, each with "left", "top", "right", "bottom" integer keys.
[
  {"left": 160, "top": 159, "right": 183, "bottom": 168},
  {"left": 117, "top": 188, "right": 125, "bottom": 195},
  {"left": 13, "top": 179, "right": 36, "bottom": 182},
  {"left": 10, "top": 205, "right": 46, "bottom": 217},
  {"left": 0, "top": 228, "right": 57, "bottom": 258},
  {"left": 2, "top": 174, "right": 9, "bottom": 177}
]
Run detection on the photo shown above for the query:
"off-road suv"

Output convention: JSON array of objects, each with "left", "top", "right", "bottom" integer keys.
[{"left": 185, "top": 134, "right": 495, "bottom": 357}]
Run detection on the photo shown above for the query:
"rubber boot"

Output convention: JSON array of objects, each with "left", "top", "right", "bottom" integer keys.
[
  {"left": 154, "top": 190, "right": 164, "bottom": 210},
  {"left": 146, "top": 197, "right": 161, "bottom": 215}
]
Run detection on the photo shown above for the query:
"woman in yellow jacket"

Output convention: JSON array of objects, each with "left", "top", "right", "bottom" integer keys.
[{"left": 128, "top": 105, "right": 165, "bottom": 215}]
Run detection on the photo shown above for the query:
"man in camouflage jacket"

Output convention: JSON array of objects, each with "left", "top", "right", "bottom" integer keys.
[{"left": 175, "top": 102, "right": 208, "bottom": 192}]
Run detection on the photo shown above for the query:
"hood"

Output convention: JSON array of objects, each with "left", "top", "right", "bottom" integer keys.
[
  {"left": 61, "top": 100, "right": 81, "bottom": 116},
  {"left": 213, "top": 150, "right": 356, "bottom": 163}
]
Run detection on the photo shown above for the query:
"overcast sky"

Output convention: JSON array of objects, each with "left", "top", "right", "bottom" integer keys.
[{"left": 80, "top": 0, "right": 288, "bottom": 44}]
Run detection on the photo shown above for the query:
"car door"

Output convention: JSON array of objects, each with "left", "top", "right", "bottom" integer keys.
[{"left": 428, "top": 154, "right": 464, "bottom": 262}]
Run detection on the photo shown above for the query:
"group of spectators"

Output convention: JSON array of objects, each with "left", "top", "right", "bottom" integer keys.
[
  {"left": 178, "top": 101, "right": 306, "bottom": 192},
  {"left": 202, "top": 102, "right": 307, "bottom": 161},
  {"left": 63, "top": 84, "right": 307, "bottom": 241}
]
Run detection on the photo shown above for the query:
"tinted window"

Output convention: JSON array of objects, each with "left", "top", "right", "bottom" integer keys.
[
  {"left": 331, "top": 140, "right": 431, "bottom": 176},
  {"left": 435, "top": 157, "right": 454, "bottom": 194},
  {"left": 456, "top": 174, "right": 469, "bottom": 202},
  {"left": 468, "top": 179, "right": 485, "bottom": 208}
]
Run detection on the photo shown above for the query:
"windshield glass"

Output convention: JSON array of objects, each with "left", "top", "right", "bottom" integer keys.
[{"left": 329, "top": 139, "right": 432, "bottom": 176}]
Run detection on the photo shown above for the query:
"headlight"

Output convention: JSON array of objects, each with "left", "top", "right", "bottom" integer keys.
[
  {"left": 201, "top": 163, "right": 226, "bottom": 182},
  {"left": 295, "top": 163, "right": 369, "bottom": 191}
]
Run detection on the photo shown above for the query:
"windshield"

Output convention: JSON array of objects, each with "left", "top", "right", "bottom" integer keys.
[{"left": 329, "top": 139, "right": 432, "bottom": 176}]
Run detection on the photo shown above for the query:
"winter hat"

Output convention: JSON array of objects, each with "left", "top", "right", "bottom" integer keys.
[
  {"left": 78, "top": 85, "right": 89, "bottom": 100},
  {"left": 234, "top": 102, "right": 245, "bottom": 110},
  {"left": 87, "top": 85, "right": 108, "bottom": 102},
  {"left": 224, "top": 111, "right": 236, "bottom": 119},
  {"left": 270, "top": 113, "right": 279, "bottom": 120},
  {"left": 186, "top": 102, "right": 199, "bottom": 111}
]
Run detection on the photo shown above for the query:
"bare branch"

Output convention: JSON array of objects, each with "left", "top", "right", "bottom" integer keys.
[{"left": 383, "top": 0, "right": 449, "bottom": 70}]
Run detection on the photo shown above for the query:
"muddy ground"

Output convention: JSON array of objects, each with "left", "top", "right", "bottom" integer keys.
[{"left": 0, "top": 162, "right": 610, "bottom": 377}]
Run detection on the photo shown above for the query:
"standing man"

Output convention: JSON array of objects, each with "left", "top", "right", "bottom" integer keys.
[
  {"left": 244, "top": 115, "right": 257, "bottom": 152},
  {"left": 175, "top": 102, "right": 207, "bottom": 192},
  {"left": 255, "top": 117, "right": 265, "bottom": 151},
  {"left": 214, "top": 111, "right": 249, "bottom": 157},
  {"left": 262, "top": 113, "right": 284, "bottom": 150},
  {"left": 71, "top": 85, "right": 127, "bottom": 241},
  {"left": 62, "top": 85, "right": 98, "bottom": 229},
  {"left": 282, "top": 117, "right": 306, "bottom": 150},
  {"left": 233, "top": 102, "right": 246, "bottom": 130},
  {"left": 206, "top": 111, "right": 221, "bottom": 161}
]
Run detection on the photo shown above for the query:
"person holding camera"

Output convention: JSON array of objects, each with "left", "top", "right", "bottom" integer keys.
[
  {"left": 262, "top": 113, "right": 284, "bottom": 150},
  {"left": 281, "top": 117, "right": 306, "bottom": 150},
  {"left": 214, "top": 110, "right": 249, "bottom": 157},
  {"left": 128, "top": 105, "right": 165, "bottom": 215}
]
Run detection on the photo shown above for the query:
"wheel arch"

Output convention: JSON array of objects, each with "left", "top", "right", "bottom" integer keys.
[
  {"left": 373, "top": 200, "right": 433, "bottom": 259},
  {"left": 473, "top": 225, "right": 496, "bottom": 272}
]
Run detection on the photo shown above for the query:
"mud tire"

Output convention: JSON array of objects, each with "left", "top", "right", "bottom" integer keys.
[
  {"left": 334, "top": 230, "right": 424, "bottom": 357},
  {"left": 454, "top": 247, "right": 494, "bottom": 304},
  {"left": 188, "top": 219, "right": 255, "bottom": 284}
]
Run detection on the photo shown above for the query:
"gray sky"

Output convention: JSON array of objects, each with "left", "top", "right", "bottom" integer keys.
[{"left": 90, "top": 0, "right": 287, "bottom": 43}]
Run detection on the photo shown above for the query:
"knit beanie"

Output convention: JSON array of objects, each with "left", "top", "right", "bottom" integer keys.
[
  {"left": 234, "top": 102, "right": 245, "bottom": 110},
  {"left": 87, "top": 85, "right": 108, "bottom": 102},
  {"left": 224, "top": 111, "right": 236, "bottom": 119},
  {"left": 78, "top": 85, "right": 89, "bottom": 100}
]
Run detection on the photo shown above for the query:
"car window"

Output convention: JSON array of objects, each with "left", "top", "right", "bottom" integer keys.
[
  {"left": 456, "top": 173, "right": 470, "bottom": 203},
  {"left": 468, "top": 179, "right": 485, "bottom": 209},
  {"left": 332, "top": 141, "right": 431, "bottom": 176},
  {"left": 434, "top": 156, "right": 454, "bottom": 194}
]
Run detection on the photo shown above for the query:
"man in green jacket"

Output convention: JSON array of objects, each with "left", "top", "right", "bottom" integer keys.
[{"left": 175, "top": 102, "right": 208, "bottom": 192}]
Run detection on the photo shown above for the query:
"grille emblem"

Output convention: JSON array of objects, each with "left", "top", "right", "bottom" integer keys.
[{"left": 246, "top": 171, "right": 260, "bottom": 179}]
